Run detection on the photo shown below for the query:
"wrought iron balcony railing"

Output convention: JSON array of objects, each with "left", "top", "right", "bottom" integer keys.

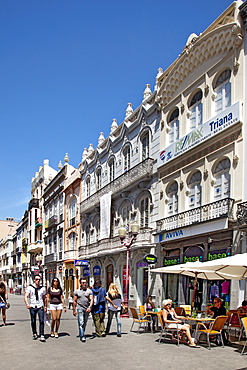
[
  {"left": 79, "top": 227, "right": 153, "bottom": 258},
  {"left": 80, "top": 158, "right": 154, "bottom": 213},
  {"left": 156, "top": 197, "right": 234, "bottom": 232},
  {"left": 236, "top": 201, "right": 247, "bottom": 226},
  {"left": 44, "top": 253, "right": 58, "bottom": 264}
]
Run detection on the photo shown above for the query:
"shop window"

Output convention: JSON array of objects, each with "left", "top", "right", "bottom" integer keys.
[
  {"left": 141, "top": 133, "right": 149, "bottom": 160},
  {"left": 214, "top": 69, "right": 231, "bottom": 114},
  {"left": 123, "top": 146, "right": 131, "bottom": 172},
  {"left": 188, "top": 171, "right": 202, "bottom": 209},
  {"left": 167, "top": 181, "right": 178, "bottom": 215},
  {"left": 213, "top": 158, "right": 231, "bottom": 200},
  {"left": 189, "top": 90, "right": 202, "bottom": 130},
  {"left": 168, "top": 108, "right": 179, "bottom": 144},
  {"left": 140, "top": 197, "right": 149, "bottom": 227}
]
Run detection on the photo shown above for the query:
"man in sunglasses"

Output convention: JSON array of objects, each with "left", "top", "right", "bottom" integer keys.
[{"left": 24, "top": 274, "right": 47, "bottom": 342}]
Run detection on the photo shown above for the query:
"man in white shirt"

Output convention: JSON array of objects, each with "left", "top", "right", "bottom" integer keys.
[{"left": 24, "top": 274, "right": 47, "bottom": 342}]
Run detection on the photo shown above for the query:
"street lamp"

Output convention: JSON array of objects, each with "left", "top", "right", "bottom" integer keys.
[{"left": 118, "top": 222, "right": 140, "bottom": 317}]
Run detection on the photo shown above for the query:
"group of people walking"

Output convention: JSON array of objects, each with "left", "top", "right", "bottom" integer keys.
[{"left": 23, "top": 275, "right": 123, "bottom": 342}]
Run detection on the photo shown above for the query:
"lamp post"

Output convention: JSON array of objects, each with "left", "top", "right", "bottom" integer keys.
[{"left": 118, "top": 222, "right": 140, "bottom": 317}]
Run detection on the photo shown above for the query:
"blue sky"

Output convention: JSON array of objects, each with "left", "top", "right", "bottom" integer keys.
[{"left": 0, "top": 0, "right": 234, "bottom": 221}]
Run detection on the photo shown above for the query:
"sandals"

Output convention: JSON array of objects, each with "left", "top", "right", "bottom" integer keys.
[
  {"left": 189, "top": 344, "right": 200, "bottom": 348},
  {"left": 55, "top": 332, "right": 59, "bottom": 338},
  {"left": 50, "top": 332, "right": 55, "bottom": 338}
]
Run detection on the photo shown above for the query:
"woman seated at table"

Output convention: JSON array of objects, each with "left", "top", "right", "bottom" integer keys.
[{"left": 162, "top": 299, "right": 199, "bottom": 348}]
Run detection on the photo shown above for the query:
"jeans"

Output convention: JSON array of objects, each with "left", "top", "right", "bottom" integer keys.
[
  {"left": 92, "top": 312, "right": 105, "bottom": 337},
  {"left": 29, "top": 307, "right": 44, "bottom": 336},
  {"left": 77, "top": 308, "right": 89, "bottom": 339},
  {"left": 106, "top": 310, "right": 121, "bottom": 335}
]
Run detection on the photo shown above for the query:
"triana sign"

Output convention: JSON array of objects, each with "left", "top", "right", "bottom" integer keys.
[
  {"left": 158, "top": 102, "right": 240, "bottom": 168},
  {"left": 143, "top": 254, "right": 157, "bottom": 265}
]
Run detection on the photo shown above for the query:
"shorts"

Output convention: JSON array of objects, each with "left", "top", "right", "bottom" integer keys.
[
  {"left": 0, "top": 302, "right": 6, "bottom": 309},
  {"left": 50, "top": 303, "right": 63, "bottom": 311},
  {"left": 167, "top": 323, "right": 184, "bottom": 330}
]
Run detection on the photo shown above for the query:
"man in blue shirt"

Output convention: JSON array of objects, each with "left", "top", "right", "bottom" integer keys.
[{"left": 91, "top": 280, "right": 108, "bottom": 337}]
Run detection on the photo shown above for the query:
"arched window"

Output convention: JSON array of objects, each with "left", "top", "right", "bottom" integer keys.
[
  {"left": 189, "top": 90, "right": 203, "bottom": 130},
  {"left": 70, "top": 198, "right": 76, "bottom": 226},
  {"left": 213, "top": 158, "right": 231, "bottom": 200},
  {"left": 95, "top": 218, "right": 100, "bottom": 242},
  {"left": 86, "top": 177, "right": 91, "bottom": 198},
  {"left": 141, "top": 133, "right": 149, "bottom": 160},
  {"left": 167, "top": 181, "right": 178, "bottom": 215},
  {"left": 96, "top": 168, "right": 102, "bottom": 191},
  {"left": 109, "top": 158, "right": 115, "bottom": 182},
  {"left": 85, "top": 224, "right": 90, "bottom": 245},
  {"left": 121, "top": 203, "right": 131, "bottom": 226},
  {"left": 188, "top": 171, "right": 202, "bottom": 208},
  {"left": 168, "top": 108, "right": 179, "bottom": 143},
  {"left": 140, "top": 197, "right": 149, "bottom": 227},
  {"left": 123, "top": 146, "right": 131, "bottom": 172},
  {"left": 214, "top": 70, "right": 231, "bottom": 113}
]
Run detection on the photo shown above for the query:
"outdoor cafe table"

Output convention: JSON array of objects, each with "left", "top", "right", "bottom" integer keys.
[{"left": 146, "top": 310, "right": 161, "bottom": 332}]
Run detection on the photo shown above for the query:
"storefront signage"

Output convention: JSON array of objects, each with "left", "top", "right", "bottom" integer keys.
[
  {"left": 93, "top": 265, "right": 101, "bottom": 276},
  {"left": 208, "top": 249, "right": 231, "bottom": 261},
  {"left": 83, "top": 266, "right": 90, "bottom": 277},
  {"left": 157, "top": 102, "right": 240, "bottom": 168},
  {"left": 137, "top": 262, "right": 149, "bottom": 268},
  {"left": 164, "top": 256, "right": 180, "bottom": 266},
  {"left": 143, "top": 254, "right": 157, "bottom": 265},
  {"left": 183, "top": 246, "right": 203, "bottom": 263},
  {"left": 74, "top": 260, "right": 89, "bottom": 266},
  {"left": 159, "top": 230, "right": 184, "bottom": 241}
]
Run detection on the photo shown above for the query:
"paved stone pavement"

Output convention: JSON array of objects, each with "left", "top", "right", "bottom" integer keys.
[{"left": 1, "top": 294, "right": 247, "bottom": 370}]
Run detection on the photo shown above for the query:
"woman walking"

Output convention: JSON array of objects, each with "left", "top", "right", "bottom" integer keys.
[
  {"left": 0, "top": 282, "right": 8, "bottom": 326},
  {"left": 105, "top": 283, "right": 122, "bottom": 337},
  {"left": 47, "top": 278, "right": 66, "bottom": 338}
]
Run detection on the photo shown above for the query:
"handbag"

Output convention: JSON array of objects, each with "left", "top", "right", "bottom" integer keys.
[
  {"left": 0, "top": 295, "right": 10, "bottom": 309},
  {"left": 121, "top": 304, "right": 128, "bottom": 314}
]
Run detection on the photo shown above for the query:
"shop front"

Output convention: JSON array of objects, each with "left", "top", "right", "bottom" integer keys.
[{"left": 157, "top": 229, "right": 233, "bottom": 310}]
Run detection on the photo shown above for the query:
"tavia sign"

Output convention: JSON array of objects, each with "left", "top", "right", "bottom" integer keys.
[
  {"left": 143, "top": 254, "right": 157, "bottom": 265},
  {"left": 74, "top": 260, "right": 89, "bottom": 266}
]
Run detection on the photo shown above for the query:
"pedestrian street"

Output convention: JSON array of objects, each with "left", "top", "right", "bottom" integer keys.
[{"left": 1, "top": 294, "right": 247, "bottom": 370}]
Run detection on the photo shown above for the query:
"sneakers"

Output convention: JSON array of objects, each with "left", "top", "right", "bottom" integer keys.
[
  {"left": 55, "top": 332, "right": 59, "bottom": 338},
  {"left": 117, "top": 334, "right": 121, "bottom": 337},
  {"left": 80, "top": 337, "right": 86, "bottom": 342},
  {"left": 40, "top": 335, "right": 46, "bottom": 342},
  {"left": 33, "top": 334, "right": 38, "bottom": 340}
]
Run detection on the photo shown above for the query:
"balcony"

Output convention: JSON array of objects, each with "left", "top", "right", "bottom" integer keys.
[
  {"left": 44, "top": 253, "right": 58, "bottom": 264},
  {"left": 35, "top": 218, "right": 43, "bottom": 228},
  {"left": 16, "top": 246, "right": 22, "bottom": 254},
  {"left": 22, "top": 238, "right": 28, "bottom": 246},
  {"left": 80, "top": 158, "right": 154, "bottom": 213},
  {"left": 79, "top": 227, "right": 153, "bottom": 259},
  {"left": 64, "top": 250, "right": 77, "bottom": 261},
  {"left": 237, "top": 202, "right": 247, "bottom": 227},
  {"left": 156, "top": 198, "right": 235, "bottom": 232},
  {"left": 28, "top": 198, "right": 39, "bottom": 210},
  {"left": 45, "top": 215, "right": 58, "bottom": 230},
  {"left": 28, "top": 241, "right": 44, "bottom": 254}
]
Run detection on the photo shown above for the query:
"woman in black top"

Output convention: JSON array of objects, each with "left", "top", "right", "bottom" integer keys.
[
  {"left": 47, "top": 278, "right": 66, "bottom": 338},
  {"left": 0, "top": 282, "right": 8, "bottom": 326}
]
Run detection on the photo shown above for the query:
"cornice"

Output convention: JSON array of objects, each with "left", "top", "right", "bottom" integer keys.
[{"left": 156, "top": 23, "right": 242, "bottom": 107}]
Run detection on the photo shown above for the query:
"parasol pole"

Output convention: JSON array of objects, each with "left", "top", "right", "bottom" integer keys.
[{"left": 192, "top": 272, "right": 198, "bottom": 309}]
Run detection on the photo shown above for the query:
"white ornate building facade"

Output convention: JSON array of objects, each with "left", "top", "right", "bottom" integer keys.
[
  {"left": 78, "top": 87, "right": 160, "bottom": 307},
  {"left": 153, "top": 1, "right": 245, "bottom": 309}
]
